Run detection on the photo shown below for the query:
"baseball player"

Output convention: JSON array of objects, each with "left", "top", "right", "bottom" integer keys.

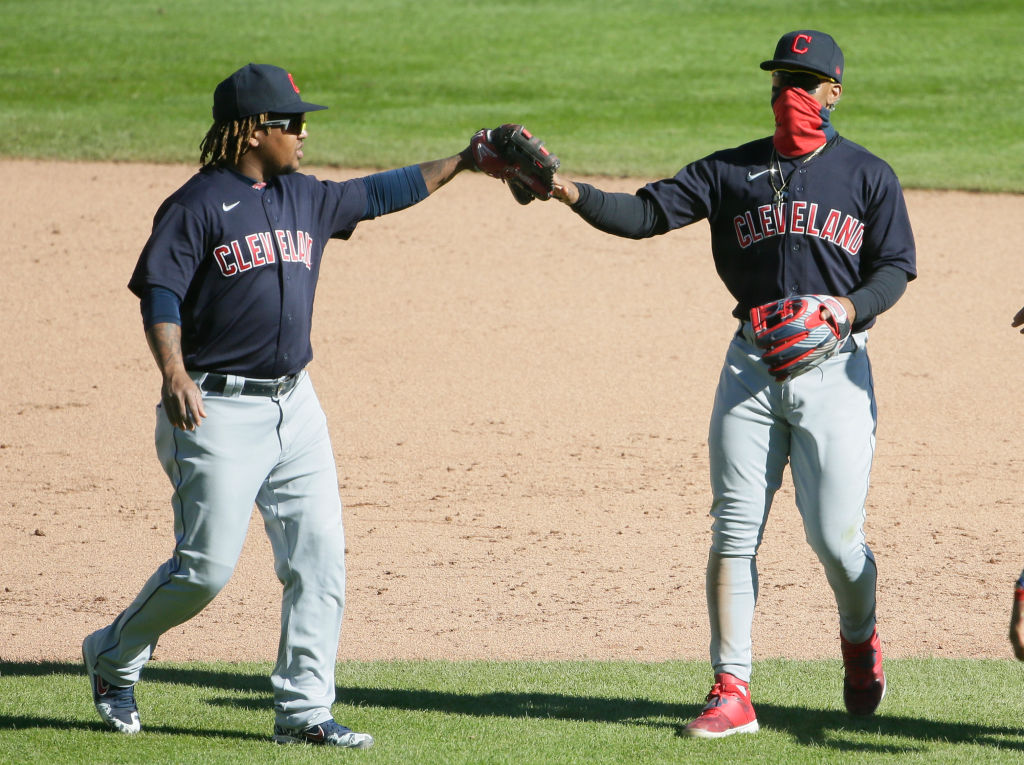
[
  {"left": 1010, "top": 309, "right": 1024, "bottom": 659},
  {"left": 82, "top": 63, "right": 476, "bottom": 747},
  {"left": 540, "top": 31, "right": 917, "bottom": 736}
]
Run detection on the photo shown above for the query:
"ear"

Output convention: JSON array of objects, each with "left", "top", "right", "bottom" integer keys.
[{"left": 826, "top": 83, "right": 843, "bottom": 109}]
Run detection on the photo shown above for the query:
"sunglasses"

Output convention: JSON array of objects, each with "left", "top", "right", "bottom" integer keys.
[
  {"left": 772, "top": 70, "right": 831, "bottom": 92},
  {"left": 258, "top": 115, "right": 306, "bottom": 135}
]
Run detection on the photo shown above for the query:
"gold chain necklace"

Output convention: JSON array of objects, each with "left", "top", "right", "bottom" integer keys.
[{"left": 769, "top": 142, "right": 827, "bottom": 209}]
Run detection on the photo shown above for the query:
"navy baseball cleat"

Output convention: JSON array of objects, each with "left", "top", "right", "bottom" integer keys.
[
  {"left": 841, "top": 626, "right": 886, "bottom": 716},
  {"left": 272, "top": 718, "right": 374, "bottom": 749},
  {"left": 82, "top": 635, "right": 141, "bottom": 734}
]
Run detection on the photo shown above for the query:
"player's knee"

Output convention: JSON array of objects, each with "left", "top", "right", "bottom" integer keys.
[
  {"left": 812, "top": 540, "right": 872, "bottom": 583},
  {"left": 710, "top": 518, "right": 764, "bottom": 556},
  {"left": 173, "top": 555, "right": 236, "bottom": 599},
  {"left": 275, "top": 556, "right": 345, "bottom": 591}
]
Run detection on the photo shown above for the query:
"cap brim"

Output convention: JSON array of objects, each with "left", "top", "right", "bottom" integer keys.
[
  {"left": 273, "top": 101, "right": 328, "bottom": 114},
  {"left": 760, "top": 60, "right": 833, "bottom": 79}
]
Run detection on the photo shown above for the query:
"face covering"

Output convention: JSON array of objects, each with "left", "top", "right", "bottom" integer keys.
[{"left": 772, "top": 86, "right": 836, "bottom": 157}]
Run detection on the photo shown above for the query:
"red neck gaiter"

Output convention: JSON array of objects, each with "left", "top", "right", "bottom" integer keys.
[{"left": 772, "top": 87, "right": 836, "bottom": 157}]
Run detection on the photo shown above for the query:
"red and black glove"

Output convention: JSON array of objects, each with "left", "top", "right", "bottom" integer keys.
[
  {"left": 470, "top": 124, "right": 560, "bottom": 204},
  {"left": 749, "top": 294, "right": 852, "bottom": 381}
]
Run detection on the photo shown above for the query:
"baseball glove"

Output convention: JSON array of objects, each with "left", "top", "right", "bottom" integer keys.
[
  {"left": 470, "top": 124, "right": 560, "bottom": 204},
  {"left": 749, "top": 294, "right": 852, "bottom": 381}
]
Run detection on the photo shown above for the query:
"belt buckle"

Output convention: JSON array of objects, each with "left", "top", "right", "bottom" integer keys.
[{"left": 274, "top": 375, "right": 292, "bottom": 397}]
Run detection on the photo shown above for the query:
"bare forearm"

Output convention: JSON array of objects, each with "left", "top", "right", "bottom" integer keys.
[
  {"left": 145, "top": 322, "right": 188, "bottom": 378},
  {"left": 419, "top": 148, "right": 474, "bottom": 194},
  {"left": 145, "top": 321, "right": 206, "bottom": 430}
]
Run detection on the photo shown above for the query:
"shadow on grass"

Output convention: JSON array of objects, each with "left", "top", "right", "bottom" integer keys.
[
  {"left": 2, "top": 660, "right": 1022, "bottom": 754},
  {"left": 0, "top": 660, "right": 271, "bottom": 743},
  {"left": 331, "top": 686, "right": 1024, "bottom": 754},
  {"left": 0, "top": 714, "right": 270, "bottom": 742}
]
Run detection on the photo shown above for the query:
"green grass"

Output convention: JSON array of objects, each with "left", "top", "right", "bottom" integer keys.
[
  {"left": 2, "top": 0, "right": 1022, "bottom": 190},
  {"left": 2, "top": 658, "right": 1024, "bottom": 763}
]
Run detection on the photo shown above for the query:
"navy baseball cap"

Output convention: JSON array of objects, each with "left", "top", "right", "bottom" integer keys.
[
  {"left": 212, "top": 63, "right": 328, "bottom": 122},
  {"left": 760, "top": 30, "right": 844, "bottom": 83}
]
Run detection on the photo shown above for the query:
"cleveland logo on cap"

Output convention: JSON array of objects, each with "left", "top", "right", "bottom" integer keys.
[{"left": 790, "top": 33, "right": 814, "bottom": 55}]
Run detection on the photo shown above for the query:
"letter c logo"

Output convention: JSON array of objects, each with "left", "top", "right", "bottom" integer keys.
[{"left": 791, "top": 34, "right": 812, "bottom": 54}]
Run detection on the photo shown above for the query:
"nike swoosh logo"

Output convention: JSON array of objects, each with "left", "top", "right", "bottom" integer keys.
[
  {"left": 222, "top": 201, "right": 240, "bottom": 212},
  {"left": 746, "top": 169, "right": 773, "bottom": 181}
]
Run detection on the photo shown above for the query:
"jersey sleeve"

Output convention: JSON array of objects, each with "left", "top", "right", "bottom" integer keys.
[
  {"left": 128, "top": 202, "right": 208, "bottom": 299},
  {"left": 858, "top": 166, "right": 918, "bottom": 280},
  {"left": 638, "top": 158, "right": 718, "bottom": 231},
  {"left": 311, "top": 175, "right": 369, "bottom": 241}
]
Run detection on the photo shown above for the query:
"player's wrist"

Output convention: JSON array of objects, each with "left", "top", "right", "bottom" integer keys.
[{"left": 837, "top": 296, "right": 856, "bottom": 323}]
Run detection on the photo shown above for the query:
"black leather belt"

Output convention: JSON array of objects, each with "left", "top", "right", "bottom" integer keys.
[{"left": 199, "top": 373, "right": 299, "bottom": 397}]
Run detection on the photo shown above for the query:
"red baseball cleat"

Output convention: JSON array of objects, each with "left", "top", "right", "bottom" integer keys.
[
  {"left": 683, "top": 673, "right": 759, "bottom": 738},
  {"left": 841, "top": 626, "right": 886, "bottom": 716}
]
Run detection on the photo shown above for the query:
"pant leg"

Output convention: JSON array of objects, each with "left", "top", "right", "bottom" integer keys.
[
  {"left": 87, "top": 394, "right": 279, "bottom": 686},
  {"left": 254, "top": 374, "right": 346, "bottom": 729},
  {"left": 706, "top": 338, "right": 790, "bottom": 682},
  {"left": 787, "top": 342, "right": 878, "bottom": 643}
]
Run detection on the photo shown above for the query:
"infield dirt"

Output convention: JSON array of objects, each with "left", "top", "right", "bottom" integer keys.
[{"left": 1, "top": 159, "right": 1022, "bottom": 665}]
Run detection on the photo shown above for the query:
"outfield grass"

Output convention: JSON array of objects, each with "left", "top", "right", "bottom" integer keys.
[
  {"left": 2, "top": 658, "right": 1024, "bottom": 763},
  {"left": 2, "top": 0, "right": 1022, "bottom": 190}
]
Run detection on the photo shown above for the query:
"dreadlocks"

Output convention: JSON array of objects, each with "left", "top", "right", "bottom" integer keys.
[{"left": 199, "top": 113, "right": 268, "bottom": 168}]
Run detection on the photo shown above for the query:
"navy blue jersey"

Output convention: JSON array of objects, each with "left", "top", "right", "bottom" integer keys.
[
  {"left": 639, "top": 135, "right": 917, "bottom": 328},
  {"left": 128, "top": 167, "right": 367, "bottom": 377}
]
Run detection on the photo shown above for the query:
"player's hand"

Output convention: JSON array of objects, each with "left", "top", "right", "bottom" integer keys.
[
  {"left": 551, "top": 173, "right": 579, "bottom": 205},
  {"left": 161, "top": 370, "right": 206, "bottom": 431},
  {"left": 1012, "top": 306, "right": 1024, "bottom": 334}
]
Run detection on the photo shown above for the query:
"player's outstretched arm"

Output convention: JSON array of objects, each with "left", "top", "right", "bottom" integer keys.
[
  {"left": 549, "top": 170, "right": 665, "bottom": 240},
  {"left": 145, "top": 322, "right": 206, "bottom": 431},
  {"left": 418, "top": 147, "right": 475, "bottom": 194},
  {"left": 1012, "top": 306, "right": 1024, "bottom": 334}
]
